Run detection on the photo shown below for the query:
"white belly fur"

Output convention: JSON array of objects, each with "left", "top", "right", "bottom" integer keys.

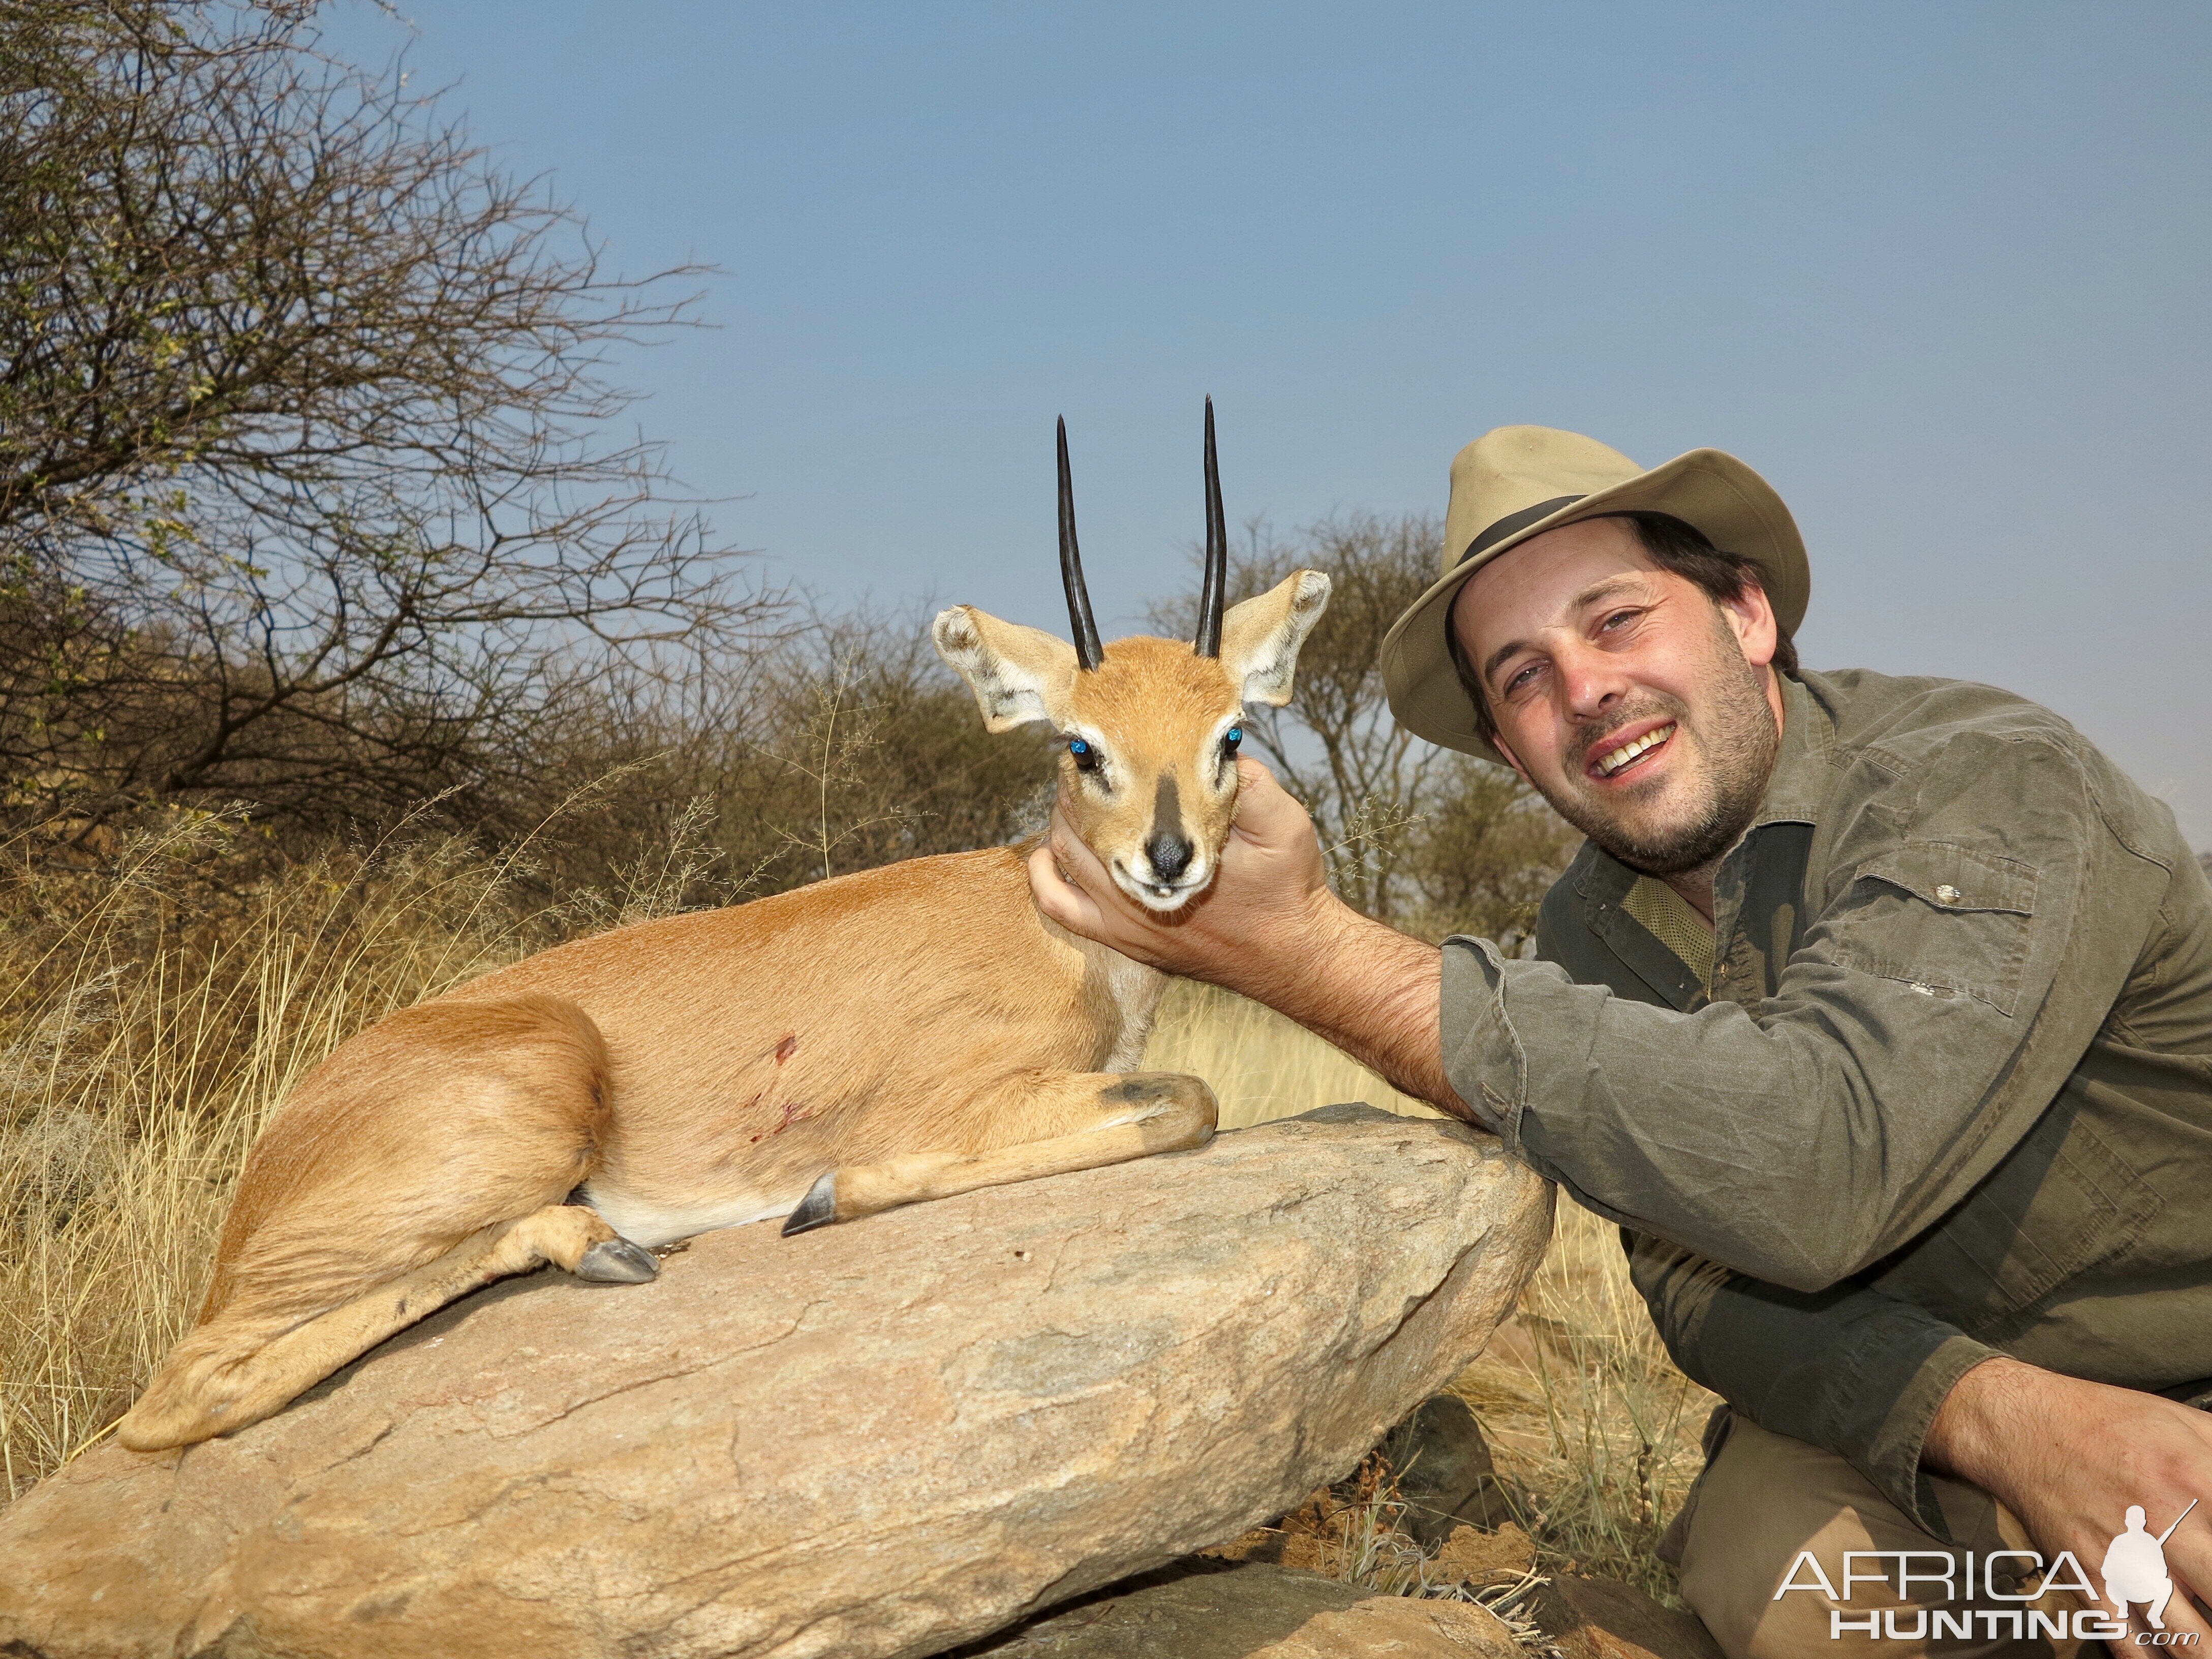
[{"left": 581, "top": 1183, "right": 803, "bottom": 1248}]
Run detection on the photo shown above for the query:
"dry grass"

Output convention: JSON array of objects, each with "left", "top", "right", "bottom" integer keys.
[
  {"left": 1455, "top": 1203, "right": 1718, "bottom": 1602},
  {"left": 0, "top": 812, "right": 557, "bottom": 1497},
  {"left": 1140, "top": 978, "right": 1446, "bottom": 1130},
  {"left": 0, "top": 841, "right": 1714, "bottom": 1608}
]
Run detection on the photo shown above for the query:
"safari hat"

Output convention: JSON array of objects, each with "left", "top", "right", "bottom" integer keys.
[{"left": 1379, "top": 426, "right": 1808, "bottom": 763}]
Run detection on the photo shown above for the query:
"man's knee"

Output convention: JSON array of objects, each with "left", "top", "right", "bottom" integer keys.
[
  {"left": 1674, "top": 1417, "right": 1921, "bottom": 1657},
  {"left": 1671, "top": 1415, "right": 2080, "bottom": 1659}
]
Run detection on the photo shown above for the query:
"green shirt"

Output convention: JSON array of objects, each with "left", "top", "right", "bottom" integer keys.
[{"left": 1438, "top": 668, "right": 2212, "bottom": 1536}]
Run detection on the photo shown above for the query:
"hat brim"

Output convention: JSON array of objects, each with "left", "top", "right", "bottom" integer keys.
[{"left": 1379, "top": 447, "right": 1808, "bottom": 764}]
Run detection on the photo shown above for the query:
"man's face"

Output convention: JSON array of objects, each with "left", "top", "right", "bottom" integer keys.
[{"left": 1449, "top": 517, "right": 1784, "bottom": 876}]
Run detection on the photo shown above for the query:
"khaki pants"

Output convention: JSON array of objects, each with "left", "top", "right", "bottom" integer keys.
[{"left": 1667, "top": 1415, "right": 2093, "bottom": 1658}]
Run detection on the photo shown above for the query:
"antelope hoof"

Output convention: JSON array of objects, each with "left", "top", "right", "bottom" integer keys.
[
  {"left": 782, "top": 1173, "right": 838, "bottom": 1237},
  {"left": 575, "top": 1238, "right": 660, "bottom": 1284}
]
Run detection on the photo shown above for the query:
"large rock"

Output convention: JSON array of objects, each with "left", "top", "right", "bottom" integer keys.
[
  {"left": 0, "top": 1103, "right": 1550, "bottom": 1659},
  {"left": 1381, "top": 1393, "right": 1510, "bottom": 1543},
  {"left": 1535, "top": 1577, "right": 1726, "bottom": 1659},
  {"left": 954, "top": 1560, "right": 1522, "bottom": 1658}
]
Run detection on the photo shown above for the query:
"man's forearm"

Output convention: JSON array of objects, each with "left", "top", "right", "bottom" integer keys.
[
  {"left": 1921, "top": 1354, "right": 2212, "bottom": 1640},
  {"left": 1920, "top": 1354, "right": 2054, "bottom": 1494},
  {"left": 1632, "top": 1232, "right": 1999, "bottom": 1537},
  {"left": 1227, "top": 896, "right": 1470, "bottom": 1118}
]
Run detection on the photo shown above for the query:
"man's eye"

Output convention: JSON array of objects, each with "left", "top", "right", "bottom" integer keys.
[
  {"left": 1068, "top": 737, "right": 1101, "bottom": 773},
  {"left": 1503, "top": 662, "right": 1541, "bottom": 695},
  {"left": 1601, "top": 608, "right": 1640, "bottom": 632}
]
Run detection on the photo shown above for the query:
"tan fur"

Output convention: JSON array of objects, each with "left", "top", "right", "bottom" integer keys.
[{"left": 116, "top": 571, "right": 1329, "bottom": 1453}]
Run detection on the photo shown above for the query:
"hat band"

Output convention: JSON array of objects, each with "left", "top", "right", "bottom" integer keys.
[{"left": 1459, "top": 494, "right": 1587, "bottom": 566}]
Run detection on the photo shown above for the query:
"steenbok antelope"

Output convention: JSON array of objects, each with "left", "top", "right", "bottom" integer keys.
[{"left": 117, "top": 402, "right": 1332, "bottom": 1453}]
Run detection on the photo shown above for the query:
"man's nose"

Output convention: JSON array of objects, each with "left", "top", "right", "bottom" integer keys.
[{"left": 1554, "top": 639, "right": 1633, "bottom": 719}]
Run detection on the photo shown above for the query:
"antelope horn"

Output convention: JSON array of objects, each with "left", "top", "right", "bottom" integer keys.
[
  {"left": 1057, "top": 416, "right": 1104, "bottom": 671},
  {"left": 1196, "top": 396, "right": 1226, "bottom": 658}
]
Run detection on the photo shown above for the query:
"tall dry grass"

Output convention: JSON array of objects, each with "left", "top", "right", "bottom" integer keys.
[
  {"left": 1139, "top": 979, "right": 1445, "bottom": 1129},
  {"left": 0, "top": 810, "right": 577, "bottom": 1496},
  {"left": 0, "top": 838, "right": 1714, "bottom": 1605},
  {"left": 1458, "top": 1202, "right": 1717, "bottom": 1601}
]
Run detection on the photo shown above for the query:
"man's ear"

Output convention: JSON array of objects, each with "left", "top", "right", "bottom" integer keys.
[
  {"left": 933, "top": 606, "right": 1080, "bottom": 732},
  {"left": 1717, "top": 579, "right": 1779, "bottom": 670},
  {"left": 1218, "top": 569, "right": 1331, "bottom": 708}
]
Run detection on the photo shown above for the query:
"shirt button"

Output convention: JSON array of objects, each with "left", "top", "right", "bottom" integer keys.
[{"left": 1935, "top": 884, "right": 1962, "bottom": 904}]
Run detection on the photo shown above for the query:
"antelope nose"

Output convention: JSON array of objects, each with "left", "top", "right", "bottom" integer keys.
[{"left": 1146, "top": 833, "right": 1193, "bottom": 883}]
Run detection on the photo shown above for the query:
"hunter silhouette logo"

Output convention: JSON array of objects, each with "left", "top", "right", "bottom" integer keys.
[{"left": 2105, "top": 1500, "right": 2196, "bottom": 1630}]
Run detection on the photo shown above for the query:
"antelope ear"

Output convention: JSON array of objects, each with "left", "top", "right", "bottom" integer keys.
[
  {"left": 1219, "top": 569, "right": 1331, "bottom": 707},
  {"left": 934, "top": 606, "right": 1080, "bottom": 732}
]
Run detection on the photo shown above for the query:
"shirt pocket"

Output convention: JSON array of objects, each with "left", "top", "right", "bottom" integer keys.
[
  {"left": 1868, "top": 1099, "right": 2161, "bottom": 1327},
  {"left": 1829, "top": 840, "right": 2039, "bottom": 1015}
]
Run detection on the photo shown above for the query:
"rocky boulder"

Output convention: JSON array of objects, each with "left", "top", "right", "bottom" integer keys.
[
  {"left": 1535, "top": 1576, "right": 1727, "bottom": 1659},
  {"left": 0, "top": 1103, "right": 1551, "bottom": 1659},
  {"left": 954, "top": 1560, "right": 1524, "bottom": 1657},
  {"left": 1381, "top": 1393, "right": 1513, "bottom": 1543}
]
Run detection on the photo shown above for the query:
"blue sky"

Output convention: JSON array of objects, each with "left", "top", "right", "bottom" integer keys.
[{"left": 346, "top": 3, "right": 2210, "bottom": 841}]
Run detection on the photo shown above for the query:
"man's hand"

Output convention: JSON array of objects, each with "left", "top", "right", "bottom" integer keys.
[
  {"left": 1029, "top": 758, "right": 1473, "bottom": 1117},
  {"left": 1925, "top": 1355, "right": 2212, "bottom": 1641},
  {"left": 1028, "top": 757, "right": 1340, "bottom": 992}
]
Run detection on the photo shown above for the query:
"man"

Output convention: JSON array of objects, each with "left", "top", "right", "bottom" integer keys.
[
  {"left": 1029, "top": 425, "right": 2212, "bottom": 1657},
  {"left": 2103, "top": 1505, "right": 2179, "bottom": 1630}
]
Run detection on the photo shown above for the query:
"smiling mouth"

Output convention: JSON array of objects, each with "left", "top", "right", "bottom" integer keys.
[{"left": 1592, "top": 722, "right": 1676, "bottom": 779}]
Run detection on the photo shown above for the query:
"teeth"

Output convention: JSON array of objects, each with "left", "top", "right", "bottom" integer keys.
[{"left": 1596, "top": 723, "right": 1675, "bottom": 777}]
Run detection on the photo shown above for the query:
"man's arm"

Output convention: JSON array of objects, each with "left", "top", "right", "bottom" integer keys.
[
  {"left": 1030, "top": 757, "right": 1471, "bottom": 1113},
  {"left": 1046, "top": 740, "right": 2163, "bottom": 1294},
  {"left": 1646, "top": 1240, "right": 2212, "bottom": 1633},
  {"left": 1045, "top": 771, "right": 2011, "bottom": 1537},
  {"left": 1629, "top": 1233, "right": 1999, "bottom": 1535},
  {"left": 1924, "top": 1357, "right": 2212, "bottom": 1639}
]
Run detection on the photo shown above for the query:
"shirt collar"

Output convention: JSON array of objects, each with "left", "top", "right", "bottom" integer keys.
[{"left": 1748, "top": 671, "right": 1836, "bottom": 830}]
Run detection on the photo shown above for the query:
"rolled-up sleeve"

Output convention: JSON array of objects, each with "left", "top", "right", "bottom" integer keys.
[{"left": 1438, "top": 733, "right": 2159, "bottom": 1295}]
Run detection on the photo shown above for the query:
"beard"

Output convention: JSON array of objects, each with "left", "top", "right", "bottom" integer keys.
[{"left": 1532, "top": 614, "right": 1781, "bottom": 878}]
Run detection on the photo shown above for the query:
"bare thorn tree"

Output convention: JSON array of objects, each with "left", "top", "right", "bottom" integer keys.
[{"left": 0, "top": 0, "right": 779, "bottom": 836}]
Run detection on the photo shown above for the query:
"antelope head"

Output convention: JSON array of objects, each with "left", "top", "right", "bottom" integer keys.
[{"left": 935, "top": 401, "right": 1332, "bottom": 912}]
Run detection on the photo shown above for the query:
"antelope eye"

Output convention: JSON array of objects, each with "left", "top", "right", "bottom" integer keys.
[
  {"left": 1223, "top": 726, "right": 1243, "bottom": 751},
  {"left": 1068, "top": 737, "right": 1101, "bottom": 772}
]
